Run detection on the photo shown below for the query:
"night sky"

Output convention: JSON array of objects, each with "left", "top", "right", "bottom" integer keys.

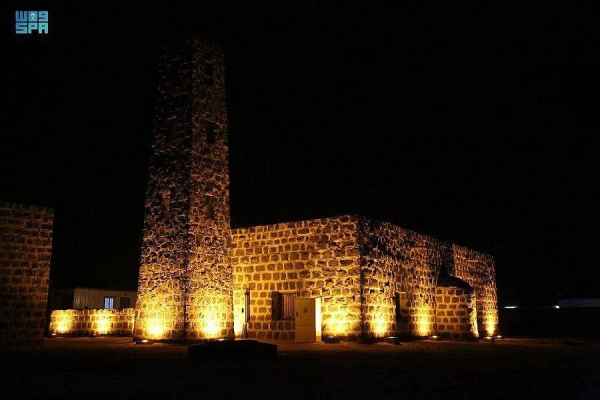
[{"left": 1, "top": 2, "right": 598, "bottom": 306}]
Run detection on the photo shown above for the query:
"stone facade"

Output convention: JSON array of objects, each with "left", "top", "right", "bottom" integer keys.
[
  {"left": 231, "top": 216, "right": 362, "bottom": 341},
  {"left": 49, "top": 309, "right": 134, "bottom": 337},
  {"left": 435, "top": 286, "right": 478, "bottom": 339},
  {"left": 135, "top": 37, "right": 233, "bottom": 341},
  {"left": 231, "top": 216, "right": 498, "bottom": 341},
  {"left": 450, "top": 245, "right": 499, "bottom": 336},
  {"left": 135, "top": 37, "right": 498, "bottom": 342},
  {"left": 0, "top": 202, "right": 54, "bottom": 349},
  {"left": 358, "top": 218, "right": 498, "bottom": 339}
]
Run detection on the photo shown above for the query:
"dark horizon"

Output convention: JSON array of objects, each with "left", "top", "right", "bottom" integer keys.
[{"left": 1, "top": 2, "right": 598, "bottom": 307}]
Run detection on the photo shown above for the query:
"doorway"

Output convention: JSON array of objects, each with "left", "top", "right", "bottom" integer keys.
[{"left": 294, "top": 297, "right": 322, "bottom": 343}]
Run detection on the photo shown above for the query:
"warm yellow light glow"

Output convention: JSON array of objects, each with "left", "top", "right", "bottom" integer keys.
[
  {"left": 96, "top": 310, "right": 111, "bottom": 334},
  {"left": 57, "top": 320, "right": 70, "bottom": 333},
  {"left": 485, "top": 322, "right": 495, "bottom": 337},
  {"left": 327, "top": 314, "right": 349, "bottom": 335},
  {"left": 234, "top": 310, "right": 244, "bottom": 336},
  {"left": 234, "top": 324, "right": 243, "bottom": 335},
  {"left": 194, "top": 294, "right": 232, "bottom": 339},
  {"left": 202, "top": 310, "right": 222, "bottom": 338},
  {"left": 56, "top": 312, "right": 72, "bottom": 333},
  {"left": 484, "top": 312, "right": 496, "bottom": 337},
  {"left": 98, "top": 318, "right": 109, "bottom": 334},
  {"left": 204, "top": 318, "right": 220, "bottom": 337},
  {"left": 333, "top": 321, "right": 345, "bottom": 334},
  {"left": 315, "top": 298, "right": 322, "bottom": 342},
  {"left": 148, "top": 318, "right": 165, "bottom": 338},
  {"left": 470, "top": 300, "right": 479, "bottom": 337},
  {"left": 417, "top": 304, "right": 431, "bottom": 336},
  {"left": 374, "top": 314, "right": 386, "bottom": 336}
]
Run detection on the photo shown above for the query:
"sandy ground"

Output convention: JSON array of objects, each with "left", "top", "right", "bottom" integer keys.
[{"left": 1, "top": 336, "right": 599, "bottom": 399}]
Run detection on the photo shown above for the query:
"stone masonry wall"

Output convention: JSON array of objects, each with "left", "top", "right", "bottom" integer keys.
[
  {"left": 186, "top": 39, "right": 233, "bottom": 340},
  {"left": 449, "top": 246, "right": 498, "bottom": 336},
  {"left": 231, "top": 215, "right": 498, "bottom": 341},
  {"left": 135, "top": 37, "right": 233, "bottom": 341},
  {"left": 358, "top": 218, "right": 441, "bottom": 338},
  {"left": 435, "top": 286, "right": 478, "bottom": 339},
  {"left": 135, "top": 39, "right": 192, "bottom": 341},
  {"left": 359, "top": 217, "right": 498, "bottom": 338},
  {"left": 134, "top": 35, "right": 498, "bottom": 343},
  {"left": 0, "top": 202, "right": 54, "bottom": 350},
  {"left": 232, "top": 216, "right": 361, "bottom": 341},
  {"left": 49, "top": 309, "right": 134, "bottom": 337}
]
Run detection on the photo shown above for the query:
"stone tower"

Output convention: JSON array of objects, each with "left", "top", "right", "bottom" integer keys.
[{"left": 134, "top": 37, "right": 233, "bottom": 341}]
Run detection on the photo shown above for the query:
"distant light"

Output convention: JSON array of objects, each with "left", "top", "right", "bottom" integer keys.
[
  {"left": 504, "top": 306, "right": 518, "bottom": 309},
  {"left": 554, "top": 305, "right": 560, "bottom": 309}
]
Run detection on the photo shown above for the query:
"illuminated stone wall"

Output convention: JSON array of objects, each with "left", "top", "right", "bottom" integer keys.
[
  {"left": 135, "top": 36, "right": 498, "bottom": 343},
  {"left": 232, "top": 216, "right": 498, "bottom": 341},
  {"left": 135, "top": 37, "right": 233, "bottom": 341},
  {"left": 434, "top": 286, "right": 478, "bottom": 339},
  {"left": 49, "top": 309, "right": 134, "bottom": 336},
  {"left": 231, "top": 216, "right": 362, "bottom": 341},
  {"left": 358, "top": 218, "right": 440, "bottom": 339},
  {"left": 450, "top": 245, "right": 498, "bottom": 336},
  {"left": 0, "top": 202, "right": 54, "bottom": 350},
  {"left": 359, "top": 217, "right": 498, "bottom": 338},
  {"left": 449, "top": 246, "right": 499, "bottom": 336}
]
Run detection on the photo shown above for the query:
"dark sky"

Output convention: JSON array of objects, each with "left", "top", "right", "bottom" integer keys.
[{"left": 1, "top": 2, "right": 598, "bottom": 306}]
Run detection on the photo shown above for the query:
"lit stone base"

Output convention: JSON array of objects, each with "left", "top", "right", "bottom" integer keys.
[{"left": 50, "top": 309, "right": 135, "bottom": 337}]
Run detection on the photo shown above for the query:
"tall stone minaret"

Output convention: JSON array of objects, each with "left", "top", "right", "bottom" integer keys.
[{"left": 134, "top": 37, "right": 233, "bottom": 341}]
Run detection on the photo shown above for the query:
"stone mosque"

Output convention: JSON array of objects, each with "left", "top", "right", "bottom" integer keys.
[
  {"left": 132, "top": 37, "right": 498, "bottom": 342},
  {"left": 32, "top": 37, "right": 497, "bottom": 345}
]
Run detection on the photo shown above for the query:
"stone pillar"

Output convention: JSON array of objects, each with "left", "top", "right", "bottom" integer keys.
[
  {"left": 135, "top": 37, "right": 233, "bottom": 341},
  {"left": 0, "top": 202, "right": 54, "bottom": 349}
]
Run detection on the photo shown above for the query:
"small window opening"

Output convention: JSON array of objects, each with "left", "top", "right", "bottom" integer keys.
[
  {"left": 104, "top": 297, "right": 115, "bottom": 310},
  {"left": 272, "top": 292, "right": 296, "bottom": 320}
]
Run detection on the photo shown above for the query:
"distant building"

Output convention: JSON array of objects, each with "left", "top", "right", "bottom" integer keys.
[
  {"left": 558, "top": 298, "right": 600, "bottom": 308},
  {"left": 49, "top": 287, "right": 137, "bottom": 310}
]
